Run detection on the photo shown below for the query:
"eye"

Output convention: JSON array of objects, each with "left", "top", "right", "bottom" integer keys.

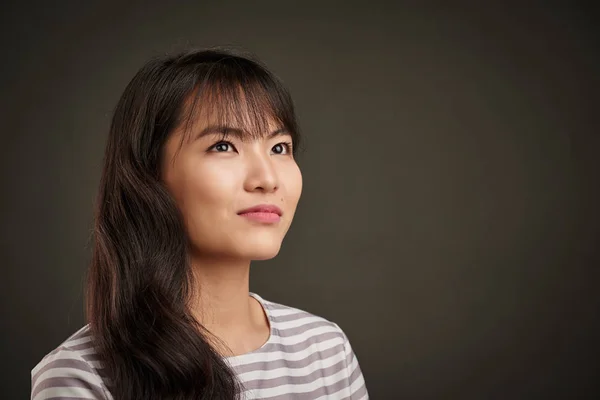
[
  {"left": 208, "top": 141, "right": 236, "bottom": 153},
  {"left": 272, "top": 142, "right": 292, "bottom": 155}
]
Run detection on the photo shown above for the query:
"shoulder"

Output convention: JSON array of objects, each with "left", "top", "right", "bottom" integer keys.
[
  {"left": 261, "top": 294, "right": 344, "bottom": 328},
  {"left": 31, "top": 324, "right": 110, "bottom": 400},
  {"left": 251, "top": 294, "right": 370, "bottom": 399},
  {"left": 258, "top": 293, "right": 349, "bottom": 348}
]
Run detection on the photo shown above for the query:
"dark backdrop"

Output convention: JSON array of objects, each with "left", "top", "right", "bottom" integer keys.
[{"left": 1, "top": 1, "right": 598, "bottom": 399}]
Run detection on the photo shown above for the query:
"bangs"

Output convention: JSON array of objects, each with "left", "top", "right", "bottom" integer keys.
[{"left": 177, "top": 55, "right": 299, "bottom": 151}]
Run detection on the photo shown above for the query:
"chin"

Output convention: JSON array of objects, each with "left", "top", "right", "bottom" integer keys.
[
  {"left": 241, "top": 241, "right": 283, "bottom": 261},
  {"left": 248, "top": 247, "right": 282, "bottom": 261}
]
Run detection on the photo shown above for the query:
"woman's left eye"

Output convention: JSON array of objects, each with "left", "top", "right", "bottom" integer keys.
[{"left": 272, "top": 142, "right": 292, "bottom": 155}]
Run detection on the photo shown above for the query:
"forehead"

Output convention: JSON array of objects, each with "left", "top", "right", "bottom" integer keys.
[{"left": 179, "top": 88, "right": 285, "bottom": 142}]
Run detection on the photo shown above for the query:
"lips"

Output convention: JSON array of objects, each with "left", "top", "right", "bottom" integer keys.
[
  {"left": 237, "top": 204, "right": 283, "bottom": 216},
  {"left": 237, "top": 204, "right": 283, "bottom": 223}
]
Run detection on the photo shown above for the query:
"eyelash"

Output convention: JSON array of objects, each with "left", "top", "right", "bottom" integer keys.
[{"left": 208, "top": 141, "right": 293, "bottom": 154}]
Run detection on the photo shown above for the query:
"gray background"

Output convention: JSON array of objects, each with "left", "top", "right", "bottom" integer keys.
[{"left": 1, "top": 1, "right": 599, "bottom": 399}]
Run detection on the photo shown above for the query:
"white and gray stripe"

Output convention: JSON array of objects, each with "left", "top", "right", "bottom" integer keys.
[{"left": 31, "top": 293, "right": 369, "bottom": 399}]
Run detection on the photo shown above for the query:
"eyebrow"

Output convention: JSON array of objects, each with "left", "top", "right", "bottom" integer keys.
[{"left": 194, "top": 125, "right": 289, "bottom": 141}]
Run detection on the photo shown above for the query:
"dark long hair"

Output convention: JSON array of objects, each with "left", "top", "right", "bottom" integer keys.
[{"left": 86, "top": 48, "right": 300, "bottom": 399}]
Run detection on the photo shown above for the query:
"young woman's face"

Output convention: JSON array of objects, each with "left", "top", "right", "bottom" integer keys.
[{"left": 161, "top": 111, "right": 302, "bottom": 261}]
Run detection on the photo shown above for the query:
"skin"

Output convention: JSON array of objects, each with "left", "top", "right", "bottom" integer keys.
[{"left": 161, "top": 108, "right": 302, "bottom": 356}]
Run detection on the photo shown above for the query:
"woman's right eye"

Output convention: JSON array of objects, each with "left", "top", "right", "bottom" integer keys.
[{"left": 209, "top": 141, "right": 236, "bottom": 153}]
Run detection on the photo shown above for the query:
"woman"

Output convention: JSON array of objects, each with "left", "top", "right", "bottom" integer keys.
[{"left": 30, "top": 48, "right": 369, "bottom": 400}]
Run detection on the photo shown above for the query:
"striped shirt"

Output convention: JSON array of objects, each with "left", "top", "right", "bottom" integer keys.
[{"left": 31, "top": 292, "right": 369, "bottom": 399}]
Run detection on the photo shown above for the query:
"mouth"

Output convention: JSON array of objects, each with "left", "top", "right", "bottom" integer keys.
[{"left": 237, "top": 204, "right": 283, "bottom": 223}]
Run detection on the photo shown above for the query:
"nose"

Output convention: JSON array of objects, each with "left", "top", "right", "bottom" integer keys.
[{"left": 244, "top": 152, "right": 279, "bottom": 193}]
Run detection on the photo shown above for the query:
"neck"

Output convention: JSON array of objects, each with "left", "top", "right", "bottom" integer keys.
[{"left": 187, "top": 255, "right": 260, "bottom": 354}]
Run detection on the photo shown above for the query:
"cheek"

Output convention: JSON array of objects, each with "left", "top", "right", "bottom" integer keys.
[
  {"left": 177, "top": 162, "right": 243, "bottom": 253},
  {"left": 183, "top": 162, "right": 241, "bottom": 215},
  {"left": 284, "top": 163, "right": 303, "bottom": 208},
  {"left": 163, "top": 153, "right": 240, "bottom": 229}
]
